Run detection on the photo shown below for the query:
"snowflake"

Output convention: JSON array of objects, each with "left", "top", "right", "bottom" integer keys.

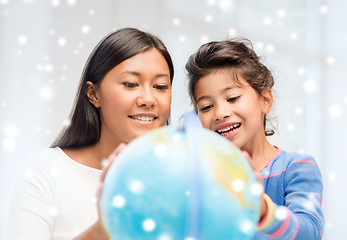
[
  {"left": 263, "top": 16, "right": 272, "bottom": 26},
  {"left": 142, "top": 218, "right": 156, "bottom": 232},
  {"left": 158, "top": 234, "right": 172, "bottom": 240},
  {"left": 128, "top": 179, "right": 144, "bottom": 194},
  {"left": 290, "top": 32, "right": 298, "bottom": 40},
  {"left": 329, "top": 104, "right": 342, "bottom": 118},
  {"left": 81, "top": 25, "right": 91, "bottom": 34},
  {"left": 320, "top": 5, "right": 328, "bottom": 15},
  {"left": 227, "top": 28, "right": 237, "bottom": 37},
  {"left": 57, "top": 37, "right": 67, "bottom": 47},
  {"left": 255, "top": 41, "right": 264, "bottom": 51},
  {"left": 218, "top": 0, "right": 233, "bottom": 11},
  {"left": 231, "top": 179, "right": 245, "bottom": 192},
  {"left": 3, "top": 123, "right": 19, "bottom": 137},
  {"left": 154, "top": 144, "right": 166, "bottom": 157},
  {"left": 18, "top": 35, "right": 27, "bottom": 45},
  {"left": 266, "top": 44, "right": 275, "bottom": 53},
  {"left": 112, "top": 195, "right": 126, "bottom": 208},
  {"left": 303, "top": 79, "right": 317, "bottom": 93},
  {"left": 178, "top": 35, "right": 186, "bottom": 43},
  {"left": 39, "top": 86, "right": 54, "bottom": 100},
  {"left": 0, "top": 0, "right": 9, "bottom": 5},
  {"left": 67, "top": 0, "right": 76, "bottom": 6},
  {"left": 3, "top": 138, "right": 15, "bottom": 152},
  {"left": 206, "top": 0, "right": 216, "bottom": 6},
  {"left": 277, "top": 9, "right": 286, "bottom": 18},
  {"left": 294, "top": 107, "right": 303, "bottom": 115},
  {"left": 287, "top": 123, "right": 295, "bottom": 131},
  {"left": 200, "top": 35, "right": 209, "bottom": 44},
  {"left": 205, "top": 14, "right": 213, "bottom": 22},
  {"left": 297, "top": 67, "right": 305, "bottom": 75},
  {"left": 172, "top": 18, "right": 180, "bottom": 26},
  {"left": 51, "top": 0, "right": 60, "bottom": 7},
  {"left": 326, "top": 56, "right": 335, "bottom": 65},
  {"left": 45, "top": 63, "right": 54, "bottom": 73},
  {"left": 250, "top": 182, "right": 263, "bottom": 196},
  {"left": 239, "top": 219, "right": 254, "bottom": 233}
]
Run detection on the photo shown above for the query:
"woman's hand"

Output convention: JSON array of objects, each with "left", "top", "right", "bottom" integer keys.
[{"left": 74, "top": 143, "right": 127, "bottom": 240}]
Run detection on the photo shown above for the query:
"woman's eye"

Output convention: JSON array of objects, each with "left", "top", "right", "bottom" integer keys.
[
  {"left": 122, "top": 82, "right": 138, "bottom": 88},
  {"left": 200, "top": 105, "right": 212, "bottom": 112},
  {"left": 154, "top": 85, "right": 169, "bottom": 90},
  {"left": 227, "top": 96, "right": 240, "bottom": 102}
]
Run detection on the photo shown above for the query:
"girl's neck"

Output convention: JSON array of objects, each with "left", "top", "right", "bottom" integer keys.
[{"left": 241, "top": 137, "right": 277, "bottom": 173}]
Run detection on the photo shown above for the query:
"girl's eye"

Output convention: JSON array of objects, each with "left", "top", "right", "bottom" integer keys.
[
  {"left": 154, "top": 85, "right": 169, "bottom": 90},
  {"left": 200, "top": 105, "right": 213, "bottom": 112},
  {"left": 122, "top": 82, "right": 138, "bottom": 88},
  {"left": 227, "top": 96, "right": 240, "bottom": 103}
]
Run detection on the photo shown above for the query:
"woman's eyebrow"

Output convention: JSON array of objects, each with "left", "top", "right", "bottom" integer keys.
[{"left": 121, "top": 71, "right": 169, "bottom": 78}]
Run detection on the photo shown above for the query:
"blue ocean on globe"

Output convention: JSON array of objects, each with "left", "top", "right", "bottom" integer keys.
[{"left": 100, "top": 113, "right": 261, "bottom": 240}]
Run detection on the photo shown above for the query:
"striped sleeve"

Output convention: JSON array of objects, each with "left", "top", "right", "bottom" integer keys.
[{"left": 258, "top": 157, "right": 324, "bottom": 239}]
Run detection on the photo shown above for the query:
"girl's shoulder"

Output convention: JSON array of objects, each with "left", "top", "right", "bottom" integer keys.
[
  {"left": 276, "top": 148, "right": 317, "bottom": 165},
  {"left": 271, "top": 148, "right": 320, "bottom": 177},
  {"left": 264, "top": 147, "right": 318, "bottom": 172}
]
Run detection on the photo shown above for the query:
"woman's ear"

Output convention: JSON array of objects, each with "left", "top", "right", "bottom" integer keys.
[
  {"left": 85, "top": 81, "right": 100, "bottom": 108},
  {"left": 261, "top": 88, "right": 273, "bottom": 114}
]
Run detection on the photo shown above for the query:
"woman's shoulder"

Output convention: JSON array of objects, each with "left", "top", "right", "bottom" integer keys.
[{"left": 18, "top": 147, "right": 67, "bottom": 175}]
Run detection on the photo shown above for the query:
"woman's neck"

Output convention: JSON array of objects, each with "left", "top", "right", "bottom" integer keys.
[{"left": 62, "top": 137, "right": 121, "bottom": 170}]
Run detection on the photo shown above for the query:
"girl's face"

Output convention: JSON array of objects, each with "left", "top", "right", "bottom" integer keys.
[
  {"left": 194, "top": 68, "right": 272, "bottom": 151},
  {"left": 88, "top": 48, "right": 172, "bottom": 145}
]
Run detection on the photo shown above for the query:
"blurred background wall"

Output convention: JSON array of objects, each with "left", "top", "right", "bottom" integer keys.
[{"left": 1, "top": 0, "right": 346, "bottom": 239}]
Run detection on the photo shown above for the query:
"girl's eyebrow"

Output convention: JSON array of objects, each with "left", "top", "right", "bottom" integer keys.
[
  {"left": 196, "top": 85, "right": 238, "bottom": 104},
  {"left": 196, "top": 95, "right": 209, "bottom": 104}
]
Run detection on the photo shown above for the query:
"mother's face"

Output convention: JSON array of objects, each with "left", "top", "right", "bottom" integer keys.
[{"left": 87, "top": 48, "right": 172, "bottom": 145}]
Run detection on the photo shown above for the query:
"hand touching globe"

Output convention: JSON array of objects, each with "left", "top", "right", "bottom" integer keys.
[{"left": 100, "top": 113, "right": 261, "bottom": 240}]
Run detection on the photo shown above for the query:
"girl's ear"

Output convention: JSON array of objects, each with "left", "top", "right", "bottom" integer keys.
[
  {"left": 261, "top": 88, "right": 273, "bottom": 114},
  {"left": 85, "top": 81, "right": 100, "bottom": 108}
]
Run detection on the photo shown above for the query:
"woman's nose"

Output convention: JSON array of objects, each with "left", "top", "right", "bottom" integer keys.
[{"left": 136, "top": 86, "right": 156, "bottom": 107}]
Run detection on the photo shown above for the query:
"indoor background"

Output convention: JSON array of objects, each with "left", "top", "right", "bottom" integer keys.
[{"left": 1, "top": 0, "right": 346, "bottom": 239}]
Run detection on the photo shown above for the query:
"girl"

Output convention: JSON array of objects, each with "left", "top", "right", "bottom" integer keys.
[
  {"left": 6, "top": 27, "right": 174, "bottom": 240},
  {"left": 186, "top": 39, "right": 324, "bottom": 239}
]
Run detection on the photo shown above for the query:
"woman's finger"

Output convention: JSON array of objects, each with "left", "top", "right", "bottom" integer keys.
[{"left": 101, "top": 143, "right": 127, "bottom": 182}]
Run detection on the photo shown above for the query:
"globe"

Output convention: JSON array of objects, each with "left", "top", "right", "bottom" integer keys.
[{"left": 100, "top": 113, "right": 261, "bottom": 240}]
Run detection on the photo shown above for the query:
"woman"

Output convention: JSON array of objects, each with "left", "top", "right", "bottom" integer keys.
[{"left": 6, "top": 27, "right": 174, "bottom": 240}]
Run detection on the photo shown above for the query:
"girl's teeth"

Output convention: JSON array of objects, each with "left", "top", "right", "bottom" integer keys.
[{"left": 216, "top": 124, "right": 240, "bottom": 135}]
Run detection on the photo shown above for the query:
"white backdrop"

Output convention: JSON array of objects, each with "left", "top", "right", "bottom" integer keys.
[{"left": 1, "top": 0, "right": 346, "bottom": 239}]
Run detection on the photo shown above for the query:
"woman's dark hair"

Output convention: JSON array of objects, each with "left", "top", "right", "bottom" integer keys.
[
  {"left": 185, "top": 38, "right": 275, "bottom": 136},
  {"left": 51, "top": 28, "right": 174, "bottom": 148}
]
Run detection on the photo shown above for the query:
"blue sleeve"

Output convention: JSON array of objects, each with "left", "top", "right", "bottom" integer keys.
[{"left": 260, "top": 157, "right": 324, "bottom": 239}]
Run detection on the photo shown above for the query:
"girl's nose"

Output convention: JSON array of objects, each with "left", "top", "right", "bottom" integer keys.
[{"left": 214, "top": 103, "right": 230, "bottom": 121}]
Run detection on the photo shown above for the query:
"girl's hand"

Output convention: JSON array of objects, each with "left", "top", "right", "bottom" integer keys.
[{"left": 241, "top": 151, "right": 267, "bottom": 222}]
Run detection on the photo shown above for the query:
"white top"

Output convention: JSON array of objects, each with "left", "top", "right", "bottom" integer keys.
[{"left": 5, "top": 147, "right": 102, "bottom": 240}]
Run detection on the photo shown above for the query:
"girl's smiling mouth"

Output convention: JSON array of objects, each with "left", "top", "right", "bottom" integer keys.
[{"left": 215, "top": 123, "right": 241, "bottom": 137}]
